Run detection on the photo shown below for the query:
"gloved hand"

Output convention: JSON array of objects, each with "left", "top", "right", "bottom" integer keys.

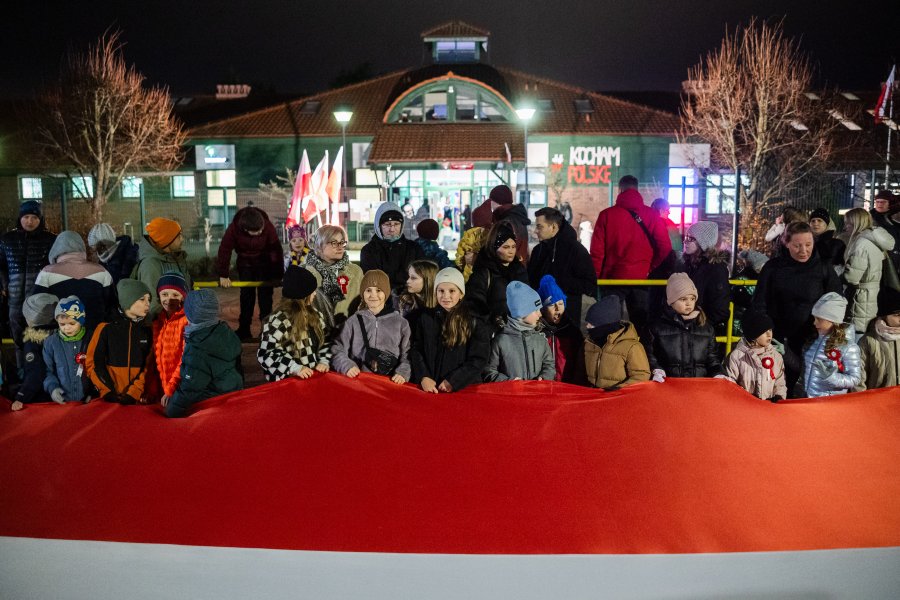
[
  {"left": 103, "top": 392, "right": 121, "bottom": 403},
  {"left": 770, "top": 395, "right": 784, "bottom": 403},
  {"left": 51, "top": 388, "right": 66, "bottom": 404},
  {"left": 771, "top": 339, "right": 785, "bottom": 355},
  {"left": 814, "top": 359, "right": 837, "bottom": 379},
  {"left": 651, "top": 369, "right": 666, "bottom": 383},
  {"left": 119, "top": 395, "right": 137, "bottom": 405}
]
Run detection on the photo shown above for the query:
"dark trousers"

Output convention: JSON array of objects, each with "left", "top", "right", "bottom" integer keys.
[
  {"left": 608, "top": 287, "right": 649, "bottom": 335},
  {"left": 238, "top": 284, "right": 273, "bottom": 336}
]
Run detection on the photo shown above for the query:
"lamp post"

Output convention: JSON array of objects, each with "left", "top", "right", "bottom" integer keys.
[
  {"left": 334, "top": 109, "right": 353, "bottom": 225},
  {"left": 516, "top": 107, "right": 536, "bottom": 204}
]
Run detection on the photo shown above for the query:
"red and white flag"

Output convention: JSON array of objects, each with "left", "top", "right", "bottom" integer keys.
[
  {"left": 286, "top": 150, "right": 311, "bottom": 228},
  {"left": 303, "top": 151, "right": 329, "bottom": 224},
  {"left": 325, "top": 147, "right": 343, "bottom": 226},
  {"left": 874, "top": 65, "right": 895, "bottom": 124}
]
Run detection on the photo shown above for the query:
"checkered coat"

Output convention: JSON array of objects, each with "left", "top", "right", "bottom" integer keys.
[{"left": 257, "top": 309, "right": 332, "bottom": 381}]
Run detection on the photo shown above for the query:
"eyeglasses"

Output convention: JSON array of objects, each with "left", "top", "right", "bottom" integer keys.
[
  {"left": 327, "top": 240, "right": 348, "bottom": 248},
  {"left": 684, "top": 235, "right": 696, "bottom": 242}
]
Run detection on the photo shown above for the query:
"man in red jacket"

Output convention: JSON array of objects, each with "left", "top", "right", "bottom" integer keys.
[
  {"left": 217, "top": 206, "right": 284, "bottom": 341},
  {"left": 590, "top": 176, "right": 672, "bottom": 331}
]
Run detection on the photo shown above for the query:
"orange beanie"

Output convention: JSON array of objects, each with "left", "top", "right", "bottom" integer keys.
[{"left": 146, "top": 218, "right": 182, "bottom": 248}]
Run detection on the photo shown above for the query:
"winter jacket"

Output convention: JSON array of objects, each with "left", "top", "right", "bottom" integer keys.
[
  {"left": 360, "top": 203, "right": 425, "bottom": 289},
  {"left": 843, "top": 227, "right": 896, "bottom": 333},
  {"left": 43, "top": 330, "right": 91, "bottom": 402},
  {"left": 306, "top": 260, "right": 364, "bottom": 321},
  {"left": 216, "top": 207, "right": 284, "bottom": 280},
  {"left": 483, "top": 321, "right": 555, "bottom": 382},
  {"left": 645, "top": 308, "right": 722, "bottom": 378},
  {"left": 465, "top": 254, "right": 529, "bottom": 329},
  {"left": 16, "top": 326, "right": 53, "bottom": 404},
  {"left": 471, "top": 199, "right": 495, "bottom": 228},
  {"left": 752, "top": 253, "right": 842, "bottom": 348},
  {"left": 408, "top": 306, "right": 491, "bottom": 392},
  {"left": 33, "top": 251, "right": 114, "bottom": 331},
  {"left": 722, "top": 338, "right": 787, "bottom": 401},
  {"left": 0, "top": 224, "right": 56, "bottom": 337},
  {"left": 528, "top": 222, "right": 597, "bottom": 323},
  {"left": 856, "top": 319, "right": 900, "bottom": 391},
  {"left": 415, "top": 238, "right": 453, "bottom": 269},
  {"left": 153, "top": 308, "right": 187, "bottom": 397},
  {"left": 331, "top": 303, "right": 412, "bottom": 380},
  {"left": 590, "top": 189, "right": 672, "bottom": 279},
  {"left": 871, "top": 209, "right": 900, "bottom": 272},
  {"left": 679, "top": 249, "right": 732, "bottom": 328},
  {"left": 814, "top": 229, "right": 846, "bottom": 269},
  {"left": 98, "top": 235, "right": 139, "bottom": 285},
  {"left": 584, "top": 321, "right": 651, "bottom": 389},
  {"left": 166, "top": 321, "right": 242, "bottom": 418},
  {"left": 493, "top": 203, "right": 531, "bottom": 265},
  {"left": 131, "top": 237, "right": 192, "bottom": 318},
  {"left": 802, "top": 326, "right": 862, "bottom": 397},
  {"left": 86, "top": 310, "right": 153, "bottom": 403},
  {"left": 257, "top": 308, "right": 333, "bottom": 382},
  {"left": 455, "top": 227, "right": 485, "bottom": 282},
  {"left": 540, "top": 316, "right": 586, "bottom": 385}
]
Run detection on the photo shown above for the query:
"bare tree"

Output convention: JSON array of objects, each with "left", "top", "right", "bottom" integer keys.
[
  {"left": 679, "top": 19, "right": 848, "bottom": 251},
  {"left": 30, "top": 31, "right": 185, "bottom": 222}
]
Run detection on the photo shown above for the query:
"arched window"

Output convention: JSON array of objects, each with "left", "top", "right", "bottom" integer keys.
[{"left": 386, "top": 78, "right": 515, "bottom": 123}]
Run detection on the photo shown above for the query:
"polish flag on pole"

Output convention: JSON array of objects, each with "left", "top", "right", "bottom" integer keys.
[
  {"left": 874, "top": 65, "right": 895, "bottom": 124},
  {"left": 325, "top": 147, "right": 343, "bottom": 226},
  {"left": 303, "top": 151, "right": 329, "bottom": 225},
  {"left": 286, "top": 150, "right": 311, "bottom": 228}
]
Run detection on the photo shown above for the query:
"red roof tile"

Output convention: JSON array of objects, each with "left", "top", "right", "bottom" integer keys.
[
  {"left": 421, "top": 21, "right": 490, "bottom": 39},
  {"left": 367, "top": 124, "right": 524, "bottom": 164}
]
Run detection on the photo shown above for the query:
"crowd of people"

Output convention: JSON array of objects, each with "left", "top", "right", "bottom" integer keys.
[{"left": 1, "top": 181, "right": 899, "bottom": 418}]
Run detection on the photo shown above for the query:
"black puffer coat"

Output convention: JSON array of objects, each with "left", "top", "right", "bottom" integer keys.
[
  {"left": 0, "top": 224, "right": 57, "bottom": 311},
  {"left": 465, "top": 253, "right": 529, "bottom": 329},
  {"left": 645, "top": 307, "right": 722, "bottom": 377},
  {"left": 527, "top": 222, "right": 597, "bottom": 322},
  {"left": 408, "top": 306, "right": 491, "bottom": 392},
  {"left": 679, "top": 248, "right": 731, "bottom": 328}
]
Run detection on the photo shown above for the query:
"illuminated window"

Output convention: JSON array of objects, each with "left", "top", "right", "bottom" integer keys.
[
  {"left": 172, "top": 174, "right": 196, "bottom": 197},
  {"left": 72, "top": 176, "right": 94, "bottom": 199},
  {"left": 206, "top": 170, "right": 236, "bottom": 187},
  {"left": 122, "top": 177, "right": 142, "bottom": 199},
  {"left": 667, "top": 168, "right": 696, "bottom": 225},
  {"left": 425, "top": 91, "right": 448, "bottom": 121},
  {"left": 20, "top": 177, "right": 42, "bottom": 199},
  {"left": 390, "top": 80, "right": 513, "bottom": 123},
  {"left": 435, "top": 40, "right": 477, "bottom": 63}
]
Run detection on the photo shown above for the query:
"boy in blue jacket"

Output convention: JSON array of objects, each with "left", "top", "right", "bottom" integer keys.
[{"left": 43, "top": 295, "right": 92, "bottom": 404}]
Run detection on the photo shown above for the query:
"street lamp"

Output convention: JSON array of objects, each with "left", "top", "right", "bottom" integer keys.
[
  {"left": 516, "top": 107, "right": 536, "bottom": 204},
  {"left": 334, "top": 108, "right": 353, "bottom": 224}
]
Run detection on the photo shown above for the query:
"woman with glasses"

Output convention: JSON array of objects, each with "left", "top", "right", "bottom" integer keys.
[
  {"left": 305, "top": 225, "right": 363, "bottom": 328},
  {"left": 678, "top": 221, "right": 731, "bottom": 330}
]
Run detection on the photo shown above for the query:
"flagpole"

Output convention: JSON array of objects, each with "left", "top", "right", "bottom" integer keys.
[{"left": 886, "top": 81, "right": 894, "bottom": 183}]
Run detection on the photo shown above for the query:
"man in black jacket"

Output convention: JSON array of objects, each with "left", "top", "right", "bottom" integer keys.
[
  {"left": 528, "top": 207, "right": 597, "bottom": 323},
  {"left": 360, "top": 201, "right": 424, "bottom": 289}
]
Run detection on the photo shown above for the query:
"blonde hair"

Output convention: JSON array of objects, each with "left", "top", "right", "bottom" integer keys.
[
  {"left": 313, "top": 225, "right": 347, "bottom": 256},
  {"left": 843, "top": 208, "right": 873, "bottom": 261},
  {"left": 275, "top": 296, "right": 324, "bottom": 349},
  {"left": 399, "top": 260, "right": 438, "bottom": 311},
  {"left": 825, "top": 322, "right": 849, "bottom": 353}
]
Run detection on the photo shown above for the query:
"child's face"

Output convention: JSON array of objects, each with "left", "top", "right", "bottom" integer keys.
[
  {"left": 56, "top": 316, "right": 82, "bottom": 337},
  {"left": 290, "top": 236, "right": 306, "bottom": 252},
  {"left": 406, "top": 267, "right": 424, "bottom": 294},
  {"left": 885, "top": 312, "right": 900, "bottom": 328},
  {"left": 522, "top": 310, "right": 541, "bottom": 326},
  {"left": 127, "top": 294, "right": 152, "bottom": 320},
  {"left": 813, "top": 316, "right": 835, "bottom": 336},
  {"left": 436, "top": 283, "right": 462, "bottom": 310},
  {"left": 541, "top": 300, "right": 565, "bottom": 324},
  {"left": 363, "top": 286, "right": 386, "bottom": 312},
  {"left": 159, "top": 289, "right": 184, "bottom": 314},
  {"left": 752, "top": 329, "right": 773, "bottom": 347},
  {"left": 496, "top": 239, "right": 518, "bottom": 264},
  {"left": 670, "top": 294, "right": 697, "bottom": 316}
]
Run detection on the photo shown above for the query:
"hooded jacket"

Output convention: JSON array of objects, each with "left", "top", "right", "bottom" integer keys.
[
  {"left": 802, "top": 326, "right": 862, "bottom": 397},
  {"left": 679, "top": 248, "right": 732, "bottom": 328},
  {"left": 856, "top": 318, "right": 900, "bottom": 391},
  {"left": 584, "top": 321, "right": 650, "bottom": 389},
  {"left": 331, "top": 301, "right": 412, "bottom": 380},
  {"left": 590, "top": 189, "right": 672, "bottom": 279},
  {"left": 843, "top": 227, "right": 896, "bottom": 333},
  {"left": 216, "top": 206, "right": 284, "bottom": 280},
  {"left": 166, "top": 321, "right": 243, "bottom": 418},
  {"left": 722, "top": 338, "right": 787, "bottom": 401},
  {"left": 0, "top": 221, "right": 56, "bottom": 325},
  {"left": 43, "top": 329, "right": 91, "bottom": 402},
  {"left": 153, "top": 307, "right": 188, "bottom": 397},
  {"left": 465, "top": 252, "right": 529, "bottom": 329},
  {"left": 98, "top": 235, "right": 139, "bottom": 285},
  {"left": 86, "top": 309, "right": 153, "bottom": 403},
  {"left": 132, "top": 236, "right": 192, "bottom": 318},
  {"left": 870, "top": 209, "right": 900, "bottom": 272},
  {"left": 540, "top": 315, "right": 587, "bottom": 384},
  {"left": 483, "top": 321, "right": 555, "bottom": 382},
  {"left": 408, "top": 306, "right": 491, "bottom": 392},
  {"left": 645, "top": 307, "right": 722, "bottom": 378},
  {"left": 360, "top": 202, "right": 424, "bottom": 289},
  {"left": 16, "top": 326, "right": 54, "bottom": 404},
  {"left": 528, "top": 221, "right": 597, "bottom": 322}
]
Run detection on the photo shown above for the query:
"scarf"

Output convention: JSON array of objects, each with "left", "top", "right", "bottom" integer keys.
[
  {"left": 185, "top": 319, "right": 219, "bottom": 337},
  {"left": 289, "top": 247, "right": 310, "bottom": 267},
  {"left": 875, "top": 318, "right": 900, "bottom": 342},
  {"left": 306, "top": 251, "right": 350, "bottom": 305},
  {"left": 507, "top": 317, "right": 536, "bottom": 333},
  {"left": 98, "top": 240, "right": 121, "bottom": 264},
  {"left": 60, "top": 328, "right": 86, "bottom": 342}
]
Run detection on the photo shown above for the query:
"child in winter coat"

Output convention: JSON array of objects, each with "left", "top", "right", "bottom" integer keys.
[
  {"left": 284, "top": 225, "right": 310, "bottom": 269},
  {"left": 721, "top": 311, "right": 787, "bottom": 401},
  {"left": 856, "top": 287, "right": 900, "bottom": 390},
  {"left": 484, "top": 281, "right": 555, "bottom": 382},
  {"left": 414, "top": 219, "right": 453, "bottom": 269},
  {"left": 11, "top": 293, "right": 58, "bottom": 410},
  {"left": 257, "top": 266, "right": 333, "bottom": 381},
  {"left": 153, "top": 273, "right": 189, "bottom": 408},
  {"left": 86, "top": 279, "right": 153, "bottom": 405},
  {"left": 802, "top": 292, "right": 862, "bottom": 397},
  {"left": 332, "top": 269, "right": 411, "bottom": 384},
  {"left": 166, "top": 290, "right": 243, "bottom": 418},
  {"left": 583, "top": 295, "right": 650, "bottom": 390},
  {"left": 394, "top": 259, "right": 438, "bottom": 318},
  {"left": 537, "top": 275, "right": 586, "bottom": 385},
  {"left": 646, "top": 273, "right": 722, "bottom": 382},
  {"left": 43, "top": 296, "right": 92, "bottom": 405},
  {"left": 409, "top": 267, "right": 491, "bottom": 393}
]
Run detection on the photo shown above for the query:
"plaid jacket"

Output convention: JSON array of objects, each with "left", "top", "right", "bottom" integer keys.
[{"left": 257, "top": 309, "right": 332, "bottom": 381}]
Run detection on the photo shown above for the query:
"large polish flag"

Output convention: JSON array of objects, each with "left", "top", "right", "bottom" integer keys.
[
  {"left": 302, "top": 151, "right": 329, "bottom": 224},
  {"left": 1, "top": 375, "right": 898, "bottom": 598},
  {"left": 285, "top": 150, "right": 311, "bottom": 229},
  {"left": 874, "top": 65, "right": 896, "bottom": 124},
  {"left": 325, "top": 146, "right": 343, "bottom": 226}
]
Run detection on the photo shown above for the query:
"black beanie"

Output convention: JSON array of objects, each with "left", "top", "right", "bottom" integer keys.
[
  {"left": 416, "top": 219, "right": 440, "bottom": 241},
  {"left": 493, "top": 224, "right": 516, "bottom": 250},
  {"left": 809, "top": 207, "right": 831, "bottom": 225},
  {"left": 379, "top": 210, "right": 403, "bottom": 225},
  {"left": 742, "top": 311, "right": 774, "bottom": 341},
  {"left": 283, "top": 266, "right": 318, "bottom": 300}
]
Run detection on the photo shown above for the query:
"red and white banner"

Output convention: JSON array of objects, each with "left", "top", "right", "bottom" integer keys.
[
  {"left": 325, "top": 146, "right": 343, "bottom": 226},
  {"left": 302, "top": 151, "right": 329, "bottom": 224},
  {"left": 285, "top": 150, "right": 311, "bottom": 228},
  {"left": 874, "top": 65, "right": 896, "bottom": 124}
]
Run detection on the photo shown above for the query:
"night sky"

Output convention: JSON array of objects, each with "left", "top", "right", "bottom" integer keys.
[{"left": 4, "top": 1, "right": 895, "bottom": 99}]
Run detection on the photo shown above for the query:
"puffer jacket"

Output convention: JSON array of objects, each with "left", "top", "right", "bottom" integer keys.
[
  {"left": 132, "top": 236, "right": 192, "bottom": 318},
  {"left": 645, "top": 308, "right": 722, "bottom": 377},
  {"left": 540, "top": 315, "right": 586, "bottom": 384},
  {"left": 679, "top": 248, "right": 731, "bottom": 328},
  {"left": 257, "top": 308, "right": 333, "bottom": 382},
  {"left": 465, "top": 253, "right": 529, "bottom": 329},
  {"left": 166, "top": 321, "right": 243, "bottom": 418},
  {"left": 528, "top": 222, "right": 597, "bottom": 324},
  {"left": 0, "top": 224, "right": 56, "bottom": 339},
  {"left": 415, "top": 238, "right": 453, "bottom": 269},
  {"left": 584, "top": 321, "right": 650, "bottom": 389},
  {"left": 359, "top": 202, "right": 425, "bottom": 289},
  {"left": 43, "top": 330, "right": 91, "bottom": 402},
  {"left": 153, "top": 308, "right": 187, "bottom": 397},
  {"left": 86, "top": 309, "right": 153, "bottom": 403},
  {"left": 722, "top": 338, "right": 787, "bottom": 400},
  {"left": 855, "top": 319, "right": 900, "bottom": 391},
  {"left": 16, "top": 326, "right": 54, "bottom": 404},
  {"left": 331, "top": 302, "right": 411, "bottom": 380},
  {"left": 843, "top": 227, "right": 896, "bottom": 333},
  {"left": 802, "top": 325, "right": 862, "bottom": 397},
  {"left": 408, "top": 306, "right": 491, "bottom": 392},
  {"left": 483, "top": 321, "right": 555, "bottom": 382},
  {"left": 216, "top": 206, "right": 284, "bottom": 280}
]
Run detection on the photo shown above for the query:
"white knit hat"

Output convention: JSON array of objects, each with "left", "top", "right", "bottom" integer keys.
[
  {"left": 434, "top": 267, "right": 465, "bottom": 295},
  {"left": 687, "top": 221, "right": 719, "bottom": 251},
  {"left": 87, "top": 223, "right": 116, "bottom": 247},
  {"left": 811, "top": 292, "right": 847, "bottom": 324}
]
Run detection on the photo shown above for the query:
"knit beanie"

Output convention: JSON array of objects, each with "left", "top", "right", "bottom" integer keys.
[
  {"left": 55, "top": 295, "right": 87, "bottom": 326},
  {"left": 288, "top": 225, "right": 308, "bottom": 241},
  {"left": 538, "top": 274, "right": 566, "bottom": 308},
  {"left": 666, "top": 273, "right": 698, "bottom": 306},
  {"left": 23, "top": 293, "right": 59, "bottom": 327},
  {"left": 360, "top": 269, "right": 391, "bottom": 298},
  {"left": 157, "top": 272, "right": 188, "bottom": 297},
  {"left": 506, "top": 281, "right": 542, "bottom": 319},
  {"left": 184, "top": 289, "right": 220, "bottom": 325},
  {"left": 117, "top": 279, "right": 151, "bottom": 312},
  {"left": 48, "top": 231, "right": 86, "bottom": 263},
  {"left": 811, "top": 292, "right": 847, "bottom": 324},
  {"left": 493, "top": 224, "right": 516, "bottom": 250},
  {"left": 687, "top": 221, "right": 719, "bottom": 252},
  {"left": 379, "top": 207, "right": 404, "bottom": 226},
  {"left": 809, "top": 207, "right": 831, "bottom": 225},
  {"left": 87, "top": 223, "right": 117, "bottom": 247},
  {"left": 416, "top": 219, "right": 440, "bottom": 241},
  {"left": 585, "top": 295, "right": 623, "bottom": 328},
  {"left": 282, "top": 266, "right": 318, "bottom": 300},
  {"left": 434, "top": 267, "right": 465, "bottom": 295},
  {"left": 146, "top": 218, "right": 182, "bottom": 249},
  {"left": 19, "top": 200, "right": 42, "bottom": 218},
  {"left": 738, "top": 249, "right": 769, "bottom": 273},
  {"left": 489, "top": 184, "right": 514, "bottom": 206},
  {"left": 741, "top": 311, "right": 774, "bottom": 341}
]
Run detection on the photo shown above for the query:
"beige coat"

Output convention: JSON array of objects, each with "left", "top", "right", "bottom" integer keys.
[
  {"left": 584, "top": 322, "right": 650, "bottom": 389},
  {"left": 844, "top": 227, "right": 895, "bottom": 333},
  {"left": 723, "top": 338, "right": 788, "bottom": 400},
  {"left": 855, "top": 319, "right": 900, "bottom": 391},
  {"left": 306, "top": 261, "right": 363, "bottom": 321}
]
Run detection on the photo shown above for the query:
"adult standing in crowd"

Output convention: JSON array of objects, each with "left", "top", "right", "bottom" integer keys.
[
  {"left": 305, "top": 224, "right": 363, "bottom": 328},
  {"left": 590, "top": 175, "right": 672, "bottom": 332},
  {"left": 132, "top": 217, "right": 191, "bottom": 319},
  {"left": 808, "top": 207, "right": 846, "bottom": 271},
  {"left": 360, "top": 201, "right": 423, "bottom": 289},
  {"left": 493, "top": 200, "right": 531, "bottom": 266},
  {"left": 650, "top": 197, "right": 682, "bottom": 277},
  {"left": 871, "top": 190, "right": 900, "bottom": 273},
  {"left": 465, "top": 223, "right": 529, "bottom": 331},
  {"left": 216, "top": 205, "right": 284, "bottom": 341},
  {"left": 471, "top": 184, "right": 513, "bottom": 229},
  {"left": 401, "top": 201, "right": 418, "bottom": 241},
  {"left": 841, "top": 208, "right": 895, "bottom": 335},
  {"left": 678, "top": 221, "right": 731, "bottom": 330},
  {"left": 752, "top": 221, "right": 842, "bottom": 395},
  {"left": 87, "top": 223, "right": 139, "bottom": 285},
  {"left": 528, "top": 207, "right": 596, "bottom": 322},
  {"left": 0, "top": 200, "right": 56, "bottom": 358}
]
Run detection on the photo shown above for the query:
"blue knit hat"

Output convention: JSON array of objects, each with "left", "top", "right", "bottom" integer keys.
[
  {"left": 586, "top": 295, "right": 622, "bottom": 328},
  {"left": 538, "top": 274, "right": 566, "bottom": 308},
  {"left": 19, "top": 200, "right": 43, "bottom": 218},
  {"left": 184, "top": 289, "right": 220, "bottom": 325},
  {"left": 55, "top": 295, "right": 86, "bottom": 326},
  {"left": 157, "top": 272, "right": 188, "bottom": 297},
  {"left": 506, "top": 281, "right": 542, "bottom": 319}
]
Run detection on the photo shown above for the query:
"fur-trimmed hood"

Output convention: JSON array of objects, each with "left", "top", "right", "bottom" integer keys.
[{"left": 23, "top": 326, "right": 54, "bottom": 344}]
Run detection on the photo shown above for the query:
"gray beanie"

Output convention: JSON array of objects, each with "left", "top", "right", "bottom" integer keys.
[
  {"left": 184, "top": 289, "right": 220, "bottom": 325},
  {"left": 811, "top": 292, "right": 847, "bottom": 324},
  {"left": 23, "top": 293, "right": 59, "bottom": 327},
  {"left": 687, "top": 221, "right": 719, "bottom": 252},
  {"left": 88, "top": 223, "right": 117, "bottom": 247},
  {"left": 48, "top": 231, "right": 86, "bottom": 264},
  {"left": 117, "top": 279, "right": 151, "bottom": 312}
]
